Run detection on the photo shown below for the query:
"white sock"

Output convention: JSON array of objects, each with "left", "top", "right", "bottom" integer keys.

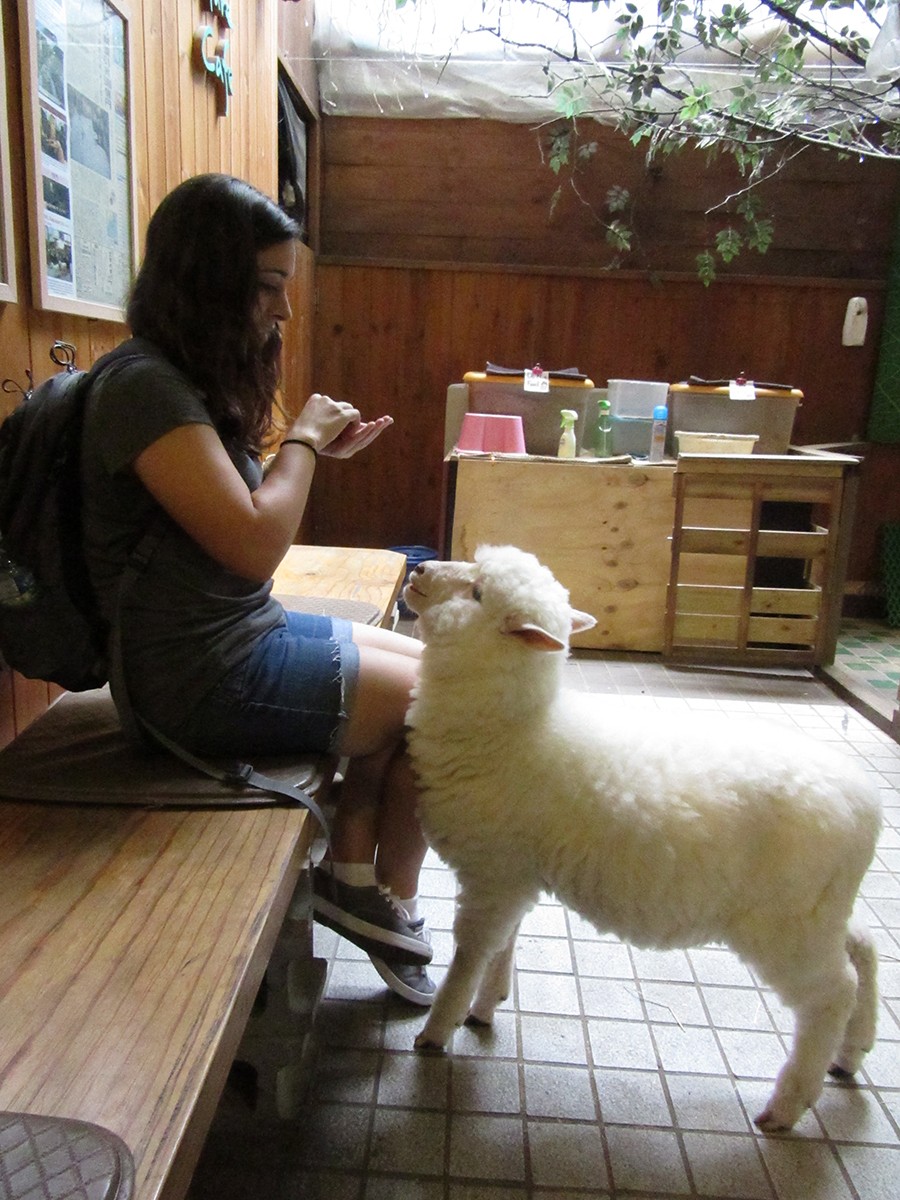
[
  {"left": 398, "top": 894, "right": 420, "bottom": 922},
  {"left": 329, "top": 861, "right": 378, "bottom": 888}
]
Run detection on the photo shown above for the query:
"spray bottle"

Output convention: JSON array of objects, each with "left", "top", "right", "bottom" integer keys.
[{"left": 558, "top": 409, "right": 577, "bottom": 459}]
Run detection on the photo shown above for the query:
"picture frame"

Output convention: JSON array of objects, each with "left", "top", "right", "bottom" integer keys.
[
  {"left": 19, "top": 0, "right": 136, "bottom": 322},
  {"left": 0, "top": 3, "right": 18, "bottom": 304}
]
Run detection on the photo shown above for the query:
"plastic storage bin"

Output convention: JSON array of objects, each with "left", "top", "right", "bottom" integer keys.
[
  {"left": 675, "top": 431, "right": 759, "bottom": 455},
  {"left": 607, "top": 379, "right": 669, "bottom": 419},
  {"left": 463, "top": 372, "right": 598, "bottom": 456},
  {"left": 668, "top": 383, "right": 801, "bottom": 455}
]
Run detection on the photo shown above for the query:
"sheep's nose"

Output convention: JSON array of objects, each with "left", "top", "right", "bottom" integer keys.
[{"left": 412, "top": 563, "right": 426, "bottom": 576}]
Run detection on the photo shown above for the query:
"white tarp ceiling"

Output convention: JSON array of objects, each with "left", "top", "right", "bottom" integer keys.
[{"left": 312, "top": 0, "right": 883, "bottom": 122}]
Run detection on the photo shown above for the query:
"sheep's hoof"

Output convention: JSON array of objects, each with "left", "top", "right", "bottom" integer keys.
[
  {"left": 827, "top": 1063, "right": 856, "bottom": 1082},
  {"left": 464, "top": 1012, "right": 492, "bottom": 1029},
  {"left": 414, "top": 1034, "right": 446, "bottom": 1054},
  {"left": 754, "top": 1108, "right": 794, "bottom": 1134}
]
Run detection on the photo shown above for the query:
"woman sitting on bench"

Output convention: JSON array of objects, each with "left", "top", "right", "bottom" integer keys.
[{"left": 80, "top": 174, "right": 434, "bottom": 1006}]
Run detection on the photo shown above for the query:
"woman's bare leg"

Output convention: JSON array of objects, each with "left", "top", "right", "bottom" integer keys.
[{"left": 323, "top": 624, "right": 427, "bottom": 891}]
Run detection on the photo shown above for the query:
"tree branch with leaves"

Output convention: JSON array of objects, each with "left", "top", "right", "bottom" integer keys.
[{"left": 392, "top": 0, "right": 896, "bottom": 279}]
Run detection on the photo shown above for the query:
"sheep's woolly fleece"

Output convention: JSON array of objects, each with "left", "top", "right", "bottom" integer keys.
[{"left": 403, "top": 544, "right": 882, "bottom": 1131}]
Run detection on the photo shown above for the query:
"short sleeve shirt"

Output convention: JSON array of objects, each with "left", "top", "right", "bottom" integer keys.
[{"left": 80, "top": 337, "right": 283, "bottom": 727}]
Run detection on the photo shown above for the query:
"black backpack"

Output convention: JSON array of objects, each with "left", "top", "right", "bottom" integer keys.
[{"left": 0, "top": 341, "right": 138, "bottom": 691}]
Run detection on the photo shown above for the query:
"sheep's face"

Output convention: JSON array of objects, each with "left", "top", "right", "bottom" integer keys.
[{"left": 404, "top": 545, "right": 596, "bottom": 652}]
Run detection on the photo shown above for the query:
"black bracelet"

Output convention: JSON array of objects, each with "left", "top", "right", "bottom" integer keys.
[{"left": 281, "top": 437, "right": 318, "bottom": 457}]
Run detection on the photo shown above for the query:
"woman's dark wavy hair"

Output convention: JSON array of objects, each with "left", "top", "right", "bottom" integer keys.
[{"left": 127, "top": 174, "right": 300, "bottom": 453}]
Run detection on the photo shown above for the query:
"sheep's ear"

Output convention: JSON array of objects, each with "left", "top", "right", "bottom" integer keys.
[
  {"left": 501, "top": 619, "right": 567, "bottom": 652},
  {"left": 570, "top": 608, "right": 597, "bottom": 634}
]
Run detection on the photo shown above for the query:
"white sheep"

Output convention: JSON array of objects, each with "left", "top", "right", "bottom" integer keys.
[{"left": 403, "top": 544, "right": 882, "bottom": 1133}]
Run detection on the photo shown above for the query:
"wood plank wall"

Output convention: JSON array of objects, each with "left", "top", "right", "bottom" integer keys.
[
  {"left": 309, "top": 116, "right": 900, "bottom": 592},
  {"left": 0, "top": 0, "right": 307, "bottom": 744}
]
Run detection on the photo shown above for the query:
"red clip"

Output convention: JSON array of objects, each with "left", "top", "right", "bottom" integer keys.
[{"left": 532, "top": 363, "right": 543, "bottom": 376}]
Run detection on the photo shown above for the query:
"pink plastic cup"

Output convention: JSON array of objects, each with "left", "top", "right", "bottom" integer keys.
[{"left": 457, "top": 412, "right": 526, "bottom": 453}]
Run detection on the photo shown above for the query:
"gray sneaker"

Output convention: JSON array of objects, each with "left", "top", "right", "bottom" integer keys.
[
  {"left": 371, "top": 956, "right": 436, "bottom": 1006},
  {"left": 312, "top": 866, "right": 433, "bottom": 964}
]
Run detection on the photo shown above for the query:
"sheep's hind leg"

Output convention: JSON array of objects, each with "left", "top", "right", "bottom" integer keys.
[
  {"left": 756, "top": 956, "right": 858, "bottom": 1133},
  {"left": 830, "top": 921, "right": 878, "bottom": 1077},
  {"left": 415, "top": 893, "right": 529, "bottom": 1052},
  {"left": 467, "top": 922, "right": 520, "bottom": 1027}
]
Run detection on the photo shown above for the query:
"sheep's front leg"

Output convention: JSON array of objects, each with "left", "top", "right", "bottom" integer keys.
[{"left": 415, "top": 891, "right": 530, "bottom": 1051}]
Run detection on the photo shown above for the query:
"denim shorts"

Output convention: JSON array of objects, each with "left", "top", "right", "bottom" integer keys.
[{"left": 179, "top": 610, "right": 360, "bottom": 757}]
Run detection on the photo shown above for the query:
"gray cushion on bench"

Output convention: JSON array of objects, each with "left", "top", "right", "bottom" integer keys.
[
  {"left": 0, "top": 1111, "right": 134, "bottom": 1200},
  {"left": 0, "top": 687, "right": 333, "bottom": 808},
  {"left": 274, "top": 594, "right": 382, "bottom": 625}
]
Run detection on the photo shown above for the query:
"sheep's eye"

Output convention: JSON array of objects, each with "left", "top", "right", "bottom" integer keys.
[{"left": 472, "top": 583, "right": 482, "bottom": 603}]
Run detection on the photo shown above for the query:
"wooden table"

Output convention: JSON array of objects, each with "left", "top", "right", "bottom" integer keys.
[
  {"left": 0, "top": 544, "right": 407, "bottom": 1200},
  {"left": 273, "top": 544, "right": 406, "bottom": 624}
]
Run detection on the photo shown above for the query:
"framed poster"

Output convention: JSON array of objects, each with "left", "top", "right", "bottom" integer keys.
[
  {"left": 19, "top": 0, "right": 136, "bottom": 321},
  {"left": 0, "top": 3, "right": 17, "bottom": 303}
]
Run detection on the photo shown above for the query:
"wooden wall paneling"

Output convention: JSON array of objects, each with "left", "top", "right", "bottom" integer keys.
[
  {"left": 258, "top": 4, "right": 277, "bottom": 188},
  {"left": 319, "top": 116, "right": 900, "bottom": 279},
  {"left": 243, "top": 1, "right": 258, "bottom": 182},
  {"left": 310, "top": 266, "right": 442, "bottom": 548},
  {"left": 188, "top": 0, "right": 211, "bottom": 175},
  {"left": 176, "top": 0, "right": 197, "bottom": 182},
  {"left": 155, "top": 0, "right": 181, "bottom": 196},
  {"left": 138, "top": 0, "right": 162, "bottom": 211}
]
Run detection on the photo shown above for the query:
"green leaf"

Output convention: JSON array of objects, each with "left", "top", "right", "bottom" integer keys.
[
  {"left": 697, "top": 251, "right": 717, "bottom": 287},
  {"left": 606, "top": 185, "right": 631, "bottom": 213},
  {"left": 605, "top": 220, "right": 633, "bottom": 252},
  {"left": 716, "top": 227, "right": 743, "bottom": 263}
]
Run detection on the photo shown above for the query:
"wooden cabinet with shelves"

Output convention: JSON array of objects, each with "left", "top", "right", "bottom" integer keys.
[{"left": 664, "top": 453, "right": 860, "bottom": 667}]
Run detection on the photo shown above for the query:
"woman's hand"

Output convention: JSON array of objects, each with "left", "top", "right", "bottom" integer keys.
[
  {"left": 287, "top": 393, "right": 392, "bottom": 457},
  {"left": 320, "top": 415, "right": 393, "bottom": 458}
]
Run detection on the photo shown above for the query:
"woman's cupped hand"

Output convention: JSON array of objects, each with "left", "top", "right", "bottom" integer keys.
[{"left": 289, "top": 393, "right": 393, "bottom": 459}]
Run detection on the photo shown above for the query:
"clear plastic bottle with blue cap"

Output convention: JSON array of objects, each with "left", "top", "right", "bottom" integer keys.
[{"left": 649, "top": 403, "right": 668, "bottom": 463}]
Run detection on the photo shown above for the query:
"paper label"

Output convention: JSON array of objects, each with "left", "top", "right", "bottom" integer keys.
[
  {"left": 524, "top": 367, "right": 550, "bottom": 393},
  {"left": 729, "top": 379, "right": 756, "bottom": 400}
]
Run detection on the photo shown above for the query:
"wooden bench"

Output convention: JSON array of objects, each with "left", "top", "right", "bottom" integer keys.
[{"left": 0, "top": 546, "right": 407, "bottom": 1200}]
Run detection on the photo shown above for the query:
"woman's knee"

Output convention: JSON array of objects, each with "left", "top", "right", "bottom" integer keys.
[
  {"left": 338, "top": 644, "right": 417, "bottom": 756},
  {"left": 351, "top": 621, "right": 423, "bottom": 659}
]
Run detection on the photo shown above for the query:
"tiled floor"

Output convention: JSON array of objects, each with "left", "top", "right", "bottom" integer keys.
[
  {"left": 821, "top": 618, "right": 900, "bottom": 734},
  {"left": 191, "top": 634, "right": 900, "bottom": 1200}
]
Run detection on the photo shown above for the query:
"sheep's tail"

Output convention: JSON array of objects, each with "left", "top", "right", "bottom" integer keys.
[{"left": 830, "top": 920, "right": 879, "bottom": 1077}]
